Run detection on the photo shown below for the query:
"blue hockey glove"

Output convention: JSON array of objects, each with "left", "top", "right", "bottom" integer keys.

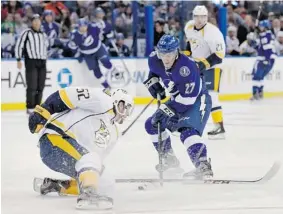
[
  {"left": 151, "top": 104, "right": 179, "bottom": 132},
  {"left": 144, "top": 76, "right": 166, "bottom": 100},
  {"left": 28, "top": 105, "right": 51, "bottom": 134}
]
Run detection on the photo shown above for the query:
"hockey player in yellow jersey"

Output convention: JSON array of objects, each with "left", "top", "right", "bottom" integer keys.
[
  {"left": 184, "top": 5, "right": 226, "bottom": 139},
  {"left": 29, "top": 87, "right": 134, "bottom": 210}
]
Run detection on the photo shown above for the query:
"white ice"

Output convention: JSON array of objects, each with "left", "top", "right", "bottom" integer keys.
[{"left": 2, "top": 98, "right": 283, "bottom": 214}]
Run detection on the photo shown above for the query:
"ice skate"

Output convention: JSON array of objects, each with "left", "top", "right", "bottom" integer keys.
[
  {"left": 259, "top": 91, "right": 264, "bottom": 99},
  {"left": 76, "top": 186, "right": 113, "bottom": 210},
  {"left": 207, "top": 122, "right": 225, "bottom": 140},
  {"left": 34, "top": 177, "right": 71, "bottom": 195},
  {"left": 250, "top": 92, "right": 260, "bottom": 101},
  {"left": 155, "top": 149, "right": 184, "bottom": 176},
  {"left": 183, "top": 159, "right": 213, "bottom": 180}
]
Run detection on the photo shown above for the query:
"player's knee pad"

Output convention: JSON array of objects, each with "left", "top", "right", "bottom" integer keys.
[
  {"left": 75, "top": 152, "right": 102, "bottom": 173},
  {"left": 99, "top": 55, "right": 113, "bottom": 70},
  {"left": 180, "top": 128, "right": 203, "bottom": 149}
]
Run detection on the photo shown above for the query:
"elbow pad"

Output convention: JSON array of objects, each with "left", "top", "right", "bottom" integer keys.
[{"left": 41, "top": 91, "right": 70, "bottom": 115}]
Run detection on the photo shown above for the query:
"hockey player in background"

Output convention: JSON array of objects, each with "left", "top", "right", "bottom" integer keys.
[
  {"left": 144, "top": 35, "right": 213, "bottom": 179},
  {"left": 29, "top": 87, "right": 134, "bottom": 210},
  {"left": 251, "top": 20, "right": 277, "bottom": 100},
  {"left": 64, "top": 18, "right": 117, "bottom": 89},
  {"left": 91, "top": 7, "right": 114, "bottom": 47},
  {"left": 41, "top": 10, "right": 62, "bottom": 58},
  {"left": 184, "top": 5, "right": 226, "bottom": 140}
]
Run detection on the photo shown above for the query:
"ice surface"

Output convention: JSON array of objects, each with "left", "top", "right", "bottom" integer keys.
[{"left": 2, "top": 98, "right": 283, "bottom": 214}]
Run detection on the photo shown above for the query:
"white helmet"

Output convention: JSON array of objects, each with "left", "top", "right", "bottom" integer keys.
[
  {"left": 193, "top": 5, "right": 208, "bottom": 16},
  {"left": 111, "top": 88, "right": 134, "bottom": 119},
  {"left": 193, "top": 6, "right": 208, "bottom": 28}
]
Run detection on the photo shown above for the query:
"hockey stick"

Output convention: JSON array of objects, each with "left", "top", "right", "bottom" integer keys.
[
  {"left": 156, "top": 94, "right": 164, "bottom": 186},
  {"left": 255, "top": 1, "right": 264, "bottom": 28},
  {"left": 115, "top": 161, "right": 281, "bottom": 184},
  {"left": 121, "top": 98, "right": 155, "bottom": 136}
]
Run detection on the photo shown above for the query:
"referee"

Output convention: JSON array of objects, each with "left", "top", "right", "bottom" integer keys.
[{"left": 15, "top": 14, "right": 49, "bottom": 114}]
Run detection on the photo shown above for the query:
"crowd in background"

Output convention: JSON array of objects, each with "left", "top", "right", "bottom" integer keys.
[{"left": 2, "top": 0, "right": 283, "bottom": 59}]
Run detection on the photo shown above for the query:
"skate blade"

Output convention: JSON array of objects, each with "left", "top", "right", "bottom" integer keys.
[
  {"left": 208, "top": 133, "right": 225, "bottom": 140},
  {"left": 76, "top": 200, "right": 113, "bottom": 211}
]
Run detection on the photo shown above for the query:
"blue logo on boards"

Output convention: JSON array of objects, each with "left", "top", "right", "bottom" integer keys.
[{"left": 57, "top": 68, "right": 72, "bottom": 88}]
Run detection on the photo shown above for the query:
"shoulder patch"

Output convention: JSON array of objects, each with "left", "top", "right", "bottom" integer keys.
[
  {"left": 149, "top": 51, "right": 157, "bottom": 57},
  {"left": 179, "top": 66, "right": 190, "bottom": 77}
]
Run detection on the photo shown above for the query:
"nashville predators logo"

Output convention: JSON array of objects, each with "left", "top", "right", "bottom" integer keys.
[{"left": 94, "top": 120, "right": 110, "bottom": 148}]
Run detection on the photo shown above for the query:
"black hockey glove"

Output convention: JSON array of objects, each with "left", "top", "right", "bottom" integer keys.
[{"left": 144, "top": 76, "right": 166, "bottom": 100}]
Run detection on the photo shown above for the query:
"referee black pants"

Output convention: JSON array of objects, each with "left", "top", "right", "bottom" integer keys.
[{"left": 24, "top": 59, "right": 47, "bottom": 109}]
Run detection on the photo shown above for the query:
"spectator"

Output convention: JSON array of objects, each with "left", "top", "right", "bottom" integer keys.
[
  {"left": 271, "top": 18, "right": 283, "bottom": 37},
  {"left": 275, "top": 31, "right": 283, "bottom": 56},
  {"left": 115, "top": 16, "right": 128, "bottom": 38},
  {"left": 14, "top": 13, "right": 28, "bottom": 36},
  {"left": 237, "top": 14, "right": 255, "bottom": 45},
  {"left": 1, "top": 13, "right": 15, "bottom": 34},
  {"left": 168, "top": 3, "right": 178, "bottom": 19},
  {"left": 60, "top": 9, "right": 72, "bottom": 38},
  {"left": 239, "top": 32, "right": 257, "bottom": 56},
  {"left": 44, "top": 1, "right": 68, "bottom": 22},
  {"left": 22, "top": 3, "right": 34, "bottom": 27},
  {"left": 154, "top": 19, "right": 165, "bottom": 47},
  {"left": 1, "top": 1, "right": 24, "bottom": 20},
  {"left": 113, "top": 2, "right": 127, "bottom": 22},
  {"left": 227, "top": 5, "right": 245, "bottom": 28},
  {"left": 226, "top": 25, "right": 240, "bottom": 55},
  {"left": 109, "top": 33, "right": 131, "bottom": 57},
  {"left": 124, "top": 5, "right": 133, "bottom": 38}
]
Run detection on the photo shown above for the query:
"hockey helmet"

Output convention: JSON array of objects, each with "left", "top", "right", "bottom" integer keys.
[
  {"left": 111, "top": 89, "right": 134, "bottom": 117},
  {"left": 78, "top": 18, "right": 89, "bottom": 27},
  {"left": 259, "top": 20, "right": 271, "bottom": 29},
  {"left": 193, "top": 5, "right": 208, "bottom": 28},
  {"left": 193, "top": 5, "right": 208, "bottom": 16},
  {"left": 156, "top": 34, "right": 179, "bottom": 54}
]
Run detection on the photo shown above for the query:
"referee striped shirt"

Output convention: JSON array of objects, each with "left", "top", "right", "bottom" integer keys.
[{"left": 15, "top": 28, "right": 49, "bottom": 61}]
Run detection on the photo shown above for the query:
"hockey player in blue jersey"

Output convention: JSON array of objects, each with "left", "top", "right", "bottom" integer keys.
[
  {"left": 251, "top": 20, "right": 277, "bottom": 100},
  {"left": 144, "top": 35, "right": 213, "bottom": 178},
  {"left": 91, "top": 7, "right": 114, "bottom": 47},
  {"left": 41, "top": 10, "right": 61, "bottom": 58},
  {"left": 66, "top": 18, "right": 116, "bottom": 89}
]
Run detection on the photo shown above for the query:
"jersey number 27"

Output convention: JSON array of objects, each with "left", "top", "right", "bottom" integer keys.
[{"left": 185, "top": 82, "right": 195, "bottom": 94}]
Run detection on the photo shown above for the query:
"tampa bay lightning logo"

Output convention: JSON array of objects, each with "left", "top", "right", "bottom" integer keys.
[
  {"left": 83, "top": 35, "right": 94, "bottom": 46},
  {"left": 179, "top": 66, "right": 190, "bottom": 77}
]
